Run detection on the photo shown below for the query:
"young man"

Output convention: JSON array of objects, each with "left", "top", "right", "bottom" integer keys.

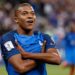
[{"left": 0, "top": 3, "right": 61, "bottom": 75}]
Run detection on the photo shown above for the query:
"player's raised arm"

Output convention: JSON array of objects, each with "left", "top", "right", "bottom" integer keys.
[{"left": 17, "top": 34, "right": 61, "bottom": 65}]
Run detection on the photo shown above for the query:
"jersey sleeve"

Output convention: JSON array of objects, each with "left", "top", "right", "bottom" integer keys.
[
  {"left": 1, "top": 34, "right": 20, "bottom": 60},
  {"left": 43, "top": 34, "right": 56, "bottom": 50}
]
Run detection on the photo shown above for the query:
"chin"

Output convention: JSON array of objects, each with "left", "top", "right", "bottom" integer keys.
[
  {"left": 26, "top": 27, "right": 33, "bottom": 30},
  {"left": 24, "top": 28, "right": 33, "bottom": 31}
]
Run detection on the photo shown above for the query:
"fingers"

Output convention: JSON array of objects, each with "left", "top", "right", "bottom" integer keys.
[
  {"left": 15, "top": 40, "right": 25, "bottom": 53},
  {"left": 41, "top": 40, "right": 46, "bottom": 53}
]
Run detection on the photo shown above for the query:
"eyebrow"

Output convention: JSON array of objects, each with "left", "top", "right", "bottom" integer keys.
[{"left": 21, "top": 11, "right": 35, "bottom": 13}]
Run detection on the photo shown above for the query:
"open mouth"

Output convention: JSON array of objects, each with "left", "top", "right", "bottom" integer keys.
[{"left": 26, "top": 20, "right": 34, "bottom": 23}]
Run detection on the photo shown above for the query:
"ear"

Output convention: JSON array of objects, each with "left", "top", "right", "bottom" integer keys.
[
  {"left": 14, "top": 17, "right": 18, "bottom": 23},
  {"left": 14, "top": 10, "right": 19, "bottom": 23}
]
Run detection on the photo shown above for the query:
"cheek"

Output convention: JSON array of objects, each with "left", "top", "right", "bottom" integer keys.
[
  {"left": 18, "top": 15, "right": 26, "bottom": 22},
  {"left": 33, "top": 15, "right": 36, "bottom": 21},
  {"left": 17, "top": 19, "right": 25, "bottom": 27},
  {"left": 33, "top": 17, "right": 36, "bottom": 25}
]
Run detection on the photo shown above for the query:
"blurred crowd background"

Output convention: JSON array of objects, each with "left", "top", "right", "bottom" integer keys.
[{"left": 0, "top": 0, "right": 75, "bottom": 64}]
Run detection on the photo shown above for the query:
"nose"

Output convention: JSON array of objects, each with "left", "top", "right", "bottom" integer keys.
[
  {"left": 27, "top": 14, "right": 33, "bottom": 19},
  {"left": 28, "top": 13, "right": 33, "bottom": 17},
  {"left": 27, "top": 17, "right": 33, "bottom": 19},
  {"left": 27, "top": 12, "right": 34, "bottom": 18}
]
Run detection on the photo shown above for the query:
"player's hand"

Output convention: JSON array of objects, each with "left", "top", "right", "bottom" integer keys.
[
  {"left": 15, "top": 40, "right": 31, "bottom": 58},
  {"left": 41, "top": 40, "right": 46, "bottom": 53},
  {"left": 15, "top": 40, "right": 26, "bottom": 54}
]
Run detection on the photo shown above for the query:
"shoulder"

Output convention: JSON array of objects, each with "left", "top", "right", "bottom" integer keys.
[
  {"left": 42, "top": 33, "right": 51, "bottom": 39},
  {"left": 0, "top": 31, "right": 16, "bottom": 45},
  {"left": 40, "top": 32, "right": 52, "bottom": 41},
  {"left": 34, "top": 31, "right": 51, "bottom": 38},
  {"left": 37, "top": 32, "right": 55, "bottom": 44},
  {"left": 2, "top": 31, "right": 15, "bottom": 38},
  {"left": 34, "top": 31, "right": 52, "bottom": 41},
  {"left": 0, "top": 31, "right": 20, "bottom": 60}
]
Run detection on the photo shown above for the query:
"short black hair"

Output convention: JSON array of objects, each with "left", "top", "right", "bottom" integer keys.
[
  {"left": 15, "top": 3, "right": 32, "bottom": 11},
  {"left": 14, "top": 3, "right": 32, "bottom": 16}
]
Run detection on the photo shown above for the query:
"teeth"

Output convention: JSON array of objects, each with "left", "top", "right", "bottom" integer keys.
[{"left": 27, "top": 20, "right": 33, "bottom": 23}]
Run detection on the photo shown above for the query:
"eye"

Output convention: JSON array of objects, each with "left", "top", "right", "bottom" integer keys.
[
  {"left": 31, "top": 12, "right": 35, "bottom": 15},
  {"left": 22, "top": 11, "right": 28, "bottom": 15}
]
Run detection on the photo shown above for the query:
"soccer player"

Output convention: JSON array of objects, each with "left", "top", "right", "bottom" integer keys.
[
  {"left": 62, "top": 19, "right": 75, "bottom": 75},
  {"left": 0, "top": 3, "right": 61, "bottom": 75}
]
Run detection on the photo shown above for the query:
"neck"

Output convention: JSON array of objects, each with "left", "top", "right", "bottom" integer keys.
[{"left": 17, "top": 27, "right": 33, "bottom": 35}]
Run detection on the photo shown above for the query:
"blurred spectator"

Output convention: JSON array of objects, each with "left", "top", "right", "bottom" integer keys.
[
  {"left": 62, "top": 19, "right": 75, "bottom": 75},
  {"left": 0, "top": 50, "right": 2, "bottom": 61}
]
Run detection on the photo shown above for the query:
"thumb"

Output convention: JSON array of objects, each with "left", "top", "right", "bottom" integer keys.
[
  {"left": 15, "top": 40, "right": 25, "bottom": 53},
  {"left": 42, "top": 40, "right": 46, "bottom": 53}
]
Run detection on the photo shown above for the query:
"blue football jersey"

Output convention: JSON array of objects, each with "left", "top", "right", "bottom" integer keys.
[
  {"left": 63, "top": 32, "right": 75, "bottom": 64},
  {"left": 0, "top": 30, "right": 55, "bottom": 75},
  {"left": 63, "top": 32, "right": 75, "bottom": 49}
]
